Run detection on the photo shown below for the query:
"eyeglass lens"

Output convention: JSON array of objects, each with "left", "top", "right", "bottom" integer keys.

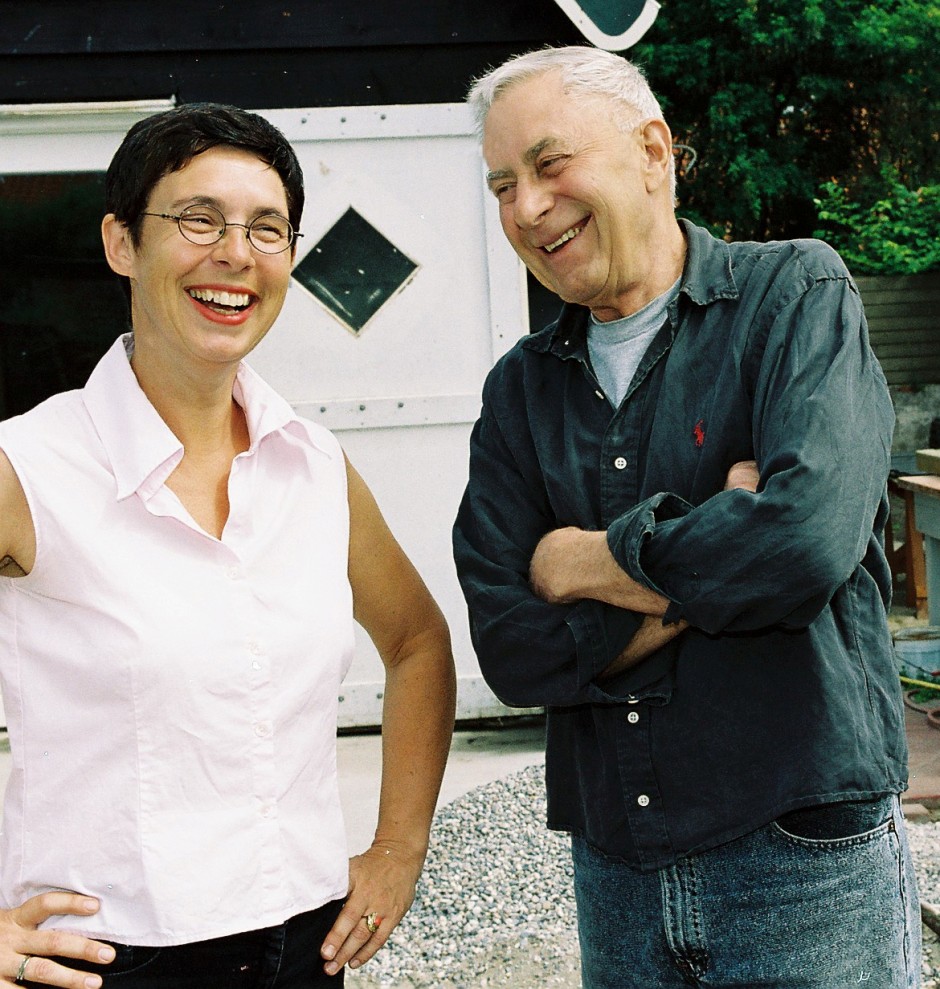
[{"left": 178, "top": 205, "right": 293, "bottom": 253}]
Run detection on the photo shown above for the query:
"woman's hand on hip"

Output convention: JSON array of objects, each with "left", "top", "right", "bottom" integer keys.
[
  {"left": 0, "top": 892, "right": 114, "bottom": 988},
  {"left": 319, "top": 841, "right": 423, "bottom": 976}
]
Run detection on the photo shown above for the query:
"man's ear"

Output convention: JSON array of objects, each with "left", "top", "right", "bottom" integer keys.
[
  {"left": 639, "top": 119, "right": 674, "bottom": 193},
  {"left": 101, "top": 214, "right": 136, "bottom": 277}
]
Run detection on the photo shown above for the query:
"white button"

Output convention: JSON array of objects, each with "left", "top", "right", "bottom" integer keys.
[
  {"left": 628, "top": 712, "right": 639, "bottom": 724},
  {"left": 255, "top": 722, "right": 271, "bottom": 738},
  {"left": 637, "top": 794, "right": 650, "bottom": 807},
  {"left": 251, "top": 660, "right": 263, "bottom": 671},
  {"left": 260, "top": 805, "right": 273, "bottom": 818},
  {"left": 614, "top": 456, "right": 627, "bottom": 470},
  {"left": 627, "top": 695, "right": 640, "bottom": 705},
  {"left": 226, "top": 565, "right": 240, "bottom": 580},
  {"left": 247, "top": 639, "right": 263, "bottom": 655}
]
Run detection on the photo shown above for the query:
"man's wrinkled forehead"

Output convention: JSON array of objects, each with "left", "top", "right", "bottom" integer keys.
[{"left": 481, "top": 74, "right": 573, "bottom": 170}]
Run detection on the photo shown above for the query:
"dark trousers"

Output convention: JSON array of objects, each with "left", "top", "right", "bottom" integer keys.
[{"left": 26, "top": 901, "right": 345, "bottom": 988}]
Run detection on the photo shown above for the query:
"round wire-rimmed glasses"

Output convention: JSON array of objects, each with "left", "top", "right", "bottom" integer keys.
[{"left": 140, "top": 204, "right": 302, "bottom": 254}]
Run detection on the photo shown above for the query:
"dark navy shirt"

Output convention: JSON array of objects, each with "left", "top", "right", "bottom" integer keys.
[{"left": 453, "top": 219, "right": 908, "bottom": 870}]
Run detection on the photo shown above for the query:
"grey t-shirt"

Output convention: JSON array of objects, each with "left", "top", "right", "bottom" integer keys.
[{"left": 587, "top": 277, "right": 681, "bottom": 407}]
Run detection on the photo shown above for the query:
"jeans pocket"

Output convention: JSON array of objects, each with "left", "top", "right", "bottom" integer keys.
[
  {"left": 50, "top": 943, "right": 163, "bottom": 979},
  {"left": 104, "top": 944, "right": 163, "bottom": 977},
  {"left": 772, "top": 795, "right": 893, "bottom": 846}
]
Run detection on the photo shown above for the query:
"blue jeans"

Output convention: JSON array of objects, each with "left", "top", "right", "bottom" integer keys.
[
  {"left": 573, "top": 796, "right": 921, "bottom": 988},
  {"left": 24, "top": 901, "right": 345, "bottom": 988}
]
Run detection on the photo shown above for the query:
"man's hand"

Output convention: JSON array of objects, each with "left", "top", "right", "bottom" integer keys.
[
  {"left": 320, "top": 842, "right": 424, "bottom": 976},
  {"left": 724, "top": 460, "right": 760, "bottom": 492},
  {"left": 0, "top": 892, "right": 114, "bottom": 988},
  {"left": 529, "top": 528, "right": 669, "bottom": 615},
  {"left": 598, "top": 615, "right": 689, "bottom": 681},
  {"left": 529, "top": 528, "right": 608, "bottom": 604}
]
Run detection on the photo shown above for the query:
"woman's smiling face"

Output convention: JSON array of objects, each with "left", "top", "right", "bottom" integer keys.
[{"left": 104, "top": 145, "right": 294, "bottom": 373}]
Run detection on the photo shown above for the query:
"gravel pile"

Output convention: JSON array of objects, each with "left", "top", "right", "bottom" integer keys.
[
  {"left": 349, "top": 764, "right": 576, "bottom": 989},
  {"left": 350, "top": 765, "right": 940, "bottom": 989},
  {"left": 909, "top": 822, "right": 940, "bottom": 904},
  {"left": 908, "top": 823, "right": 940, "bottom": 988}
]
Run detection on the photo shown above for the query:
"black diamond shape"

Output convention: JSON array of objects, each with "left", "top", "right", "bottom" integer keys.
[{"left": 293, "top": 208, "right": 418, "bottom": 333}]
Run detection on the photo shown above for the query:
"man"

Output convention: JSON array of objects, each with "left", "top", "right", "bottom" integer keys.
[
  {"left": 0, "top": 104, "right": 455, "bottom": 988},
  {"left": 453, "top": 46, "right": 920, "bottom": 987}
]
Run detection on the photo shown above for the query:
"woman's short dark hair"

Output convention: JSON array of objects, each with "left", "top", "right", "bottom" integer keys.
[{"left": 105, "top": 102, "right": 304, "bottom": 246}]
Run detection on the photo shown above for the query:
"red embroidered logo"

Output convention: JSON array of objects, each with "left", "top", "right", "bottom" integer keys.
[{"left": 693, "top": 419, "right": 705, "bottom": 448}]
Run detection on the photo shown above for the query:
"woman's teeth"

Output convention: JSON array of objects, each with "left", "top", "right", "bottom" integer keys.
[{"left": 188, "top": 288, "right": 251, "bottom": 310}]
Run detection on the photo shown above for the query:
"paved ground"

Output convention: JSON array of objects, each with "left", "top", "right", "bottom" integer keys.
[{"left": 905, "top": 703, "right": 940, "bottom": 813}]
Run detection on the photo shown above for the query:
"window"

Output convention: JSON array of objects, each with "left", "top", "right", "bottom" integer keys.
[
  {"left": 292, "top": 206, "right": 418, "bottom": 336},
  {"left": 0, "top": 172, "right": 127, "bottom": 419}
]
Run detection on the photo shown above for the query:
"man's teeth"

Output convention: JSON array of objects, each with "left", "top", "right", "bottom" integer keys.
[
  {"left": 545, "top": 225, "right": 584, "bottom": 253},
  {"left": 188, "top": 288, "right": 251, "bottom": 308}
]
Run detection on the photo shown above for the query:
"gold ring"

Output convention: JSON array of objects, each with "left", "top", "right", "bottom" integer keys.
[
  {"left": 364, "top": 912, "right": 380, "bottom": 934},
  {"left": 15, "top": 955, "right": 32, "bottom": 983}
]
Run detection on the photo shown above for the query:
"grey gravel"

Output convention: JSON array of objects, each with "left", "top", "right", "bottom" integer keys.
[
  {"left": 349, "top": 763, "right": 576, "bottom": 989},
  {"left": 350, "top": 765, "right": 940, "bottom": 989},
  {"left": 908, "top": 823, "right": 940, "bottom": 988}
]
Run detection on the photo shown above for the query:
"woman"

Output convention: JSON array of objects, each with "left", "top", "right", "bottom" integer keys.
[{"left": 0, "top": 104, "right": 456, "bottom": 988}]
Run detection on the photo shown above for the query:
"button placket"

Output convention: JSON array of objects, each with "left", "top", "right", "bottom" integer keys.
[{"left": 614, "top": 698, "right": 674, "bottom": 866}]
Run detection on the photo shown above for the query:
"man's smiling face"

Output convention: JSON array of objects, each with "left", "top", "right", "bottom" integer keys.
[{"left": 483, "top": 71, "right": 664, "bottom": 321}]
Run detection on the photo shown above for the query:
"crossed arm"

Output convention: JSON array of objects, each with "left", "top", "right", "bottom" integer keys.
[{"left": 528, "top": 460, "right": 761, "bottom": 680}]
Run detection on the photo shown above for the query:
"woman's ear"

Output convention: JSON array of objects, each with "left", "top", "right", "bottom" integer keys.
[{"left": 101, "top": 214, "right": 135, "bottom": 277}]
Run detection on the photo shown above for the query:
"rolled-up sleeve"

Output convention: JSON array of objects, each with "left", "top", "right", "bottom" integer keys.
[
  {"left": 453, "top": 375, "right": 646, "bottom": 709},
  {"left": 607, "top": 273, "right": 893, "bottom": 635}
]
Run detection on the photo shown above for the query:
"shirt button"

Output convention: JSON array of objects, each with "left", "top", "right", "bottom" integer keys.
[
  {"left": 255, "top": 722, "right": 271, "bottom": 738},
  {"left": 637, "top": 794, "right": 650, "bottom": 807},
  {"left": 627, "top": 712, "right": 640, "bottom": 724},
  {"left": 251, "top": 660, "right": 263, "bottom": 671},
  {"left": 614, "top": 456, "right": 627, "bottom": 470},
  {"left": 627, "top": 695, "right": 639, "bottom": 705},
  {"left": 247, "top": 639, "right": 263, "bottom": 655},
  {"left": 226, "top": 565, "right": 241, "bottom": 580}
]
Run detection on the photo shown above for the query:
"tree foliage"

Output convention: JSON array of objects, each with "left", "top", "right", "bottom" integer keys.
[
  {"left": 630, "top": 0, "right": 940, "bottom": 243},
  {"left": 814, "top": 168, "right": 940, "bottom": 274}
]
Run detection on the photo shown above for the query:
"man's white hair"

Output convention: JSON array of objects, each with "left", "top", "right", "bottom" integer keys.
[{"left": 467, "top": 45, "right": 675, "bottom": 198}]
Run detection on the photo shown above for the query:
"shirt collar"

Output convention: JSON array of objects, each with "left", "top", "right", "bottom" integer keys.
[
  {"left": 81, "top": 335, "right": 182, "bottom": 500},
  {"left": 82, "top": 334, "right": 325, "bottom": 501},
  {"left": 524, "top": 218, "right": 740, "bottom": 360},
  {"left": 676, "top": 218, "right": 739, "bottom": 306}
]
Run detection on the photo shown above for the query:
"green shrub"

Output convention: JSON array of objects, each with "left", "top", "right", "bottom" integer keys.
[{"left": 813, "top": 168, "right": 940, "bottom": 275}]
